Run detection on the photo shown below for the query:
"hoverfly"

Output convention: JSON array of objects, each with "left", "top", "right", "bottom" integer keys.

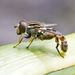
[{"left": 13, "top": 20, "right": 68, "bottom": 58}]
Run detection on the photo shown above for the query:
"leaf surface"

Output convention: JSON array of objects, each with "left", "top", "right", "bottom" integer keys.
[{"left": 0, "top": 33, "right": 75, "bottom": 75}]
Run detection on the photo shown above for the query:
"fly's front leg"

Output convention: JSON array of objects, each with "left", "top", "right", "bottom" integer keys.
[
  {"left": 13, "top": 36, "right": 25, "bottom": 48},
  {"left": 14, "top": 34, "right": 22, "bottom": 44},
  {"left": 55, "top": 37, "right": 64, "bottom": 58}
]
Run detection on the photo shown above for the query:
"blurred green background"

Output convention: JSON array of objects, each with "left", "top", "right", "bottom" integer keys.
[{"left": 0, "top": 0, "right": 75, "bottom": 46}]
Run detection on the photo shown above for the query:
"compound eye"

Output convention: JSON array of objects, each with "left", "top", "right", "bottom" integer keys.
[{"left": 19, "top": 21, "right": 26, "bottom": 34}]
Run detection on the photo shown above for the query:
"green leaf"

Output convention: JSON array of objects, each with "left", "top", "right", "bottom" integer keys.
[
  {"left": 47, "top": 66, "right": 75, "bottom": 75},
  {"left": 0, "top": 33, "right": 75, "bottom": 75}
]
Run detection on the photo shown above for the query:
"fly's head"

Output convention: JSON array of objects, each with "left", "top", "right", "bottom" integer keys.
[{"left": 14, "top": 20, "right": 27, "bottom": 35}]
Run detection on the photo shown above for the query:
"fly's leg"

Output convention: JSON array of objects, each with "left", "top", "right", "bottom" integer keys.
[
  {"left": 26, "top": 37, "right": 35, "bottom": 48},
  {"left": 40, "top": 35, "right": 44, "bottom": 40},
  {"left": 29, "top": 36, "right": 33, "bottom": 42},
  {"left": 14, "top": 34, "right": 22, "bottom": 44},
  {"left": 26, "top": 35, "right": 37, "bottom": 48},
  {"left": 55, "top": 37, "right": 64, "bottom": 58},
  {"left": 13, "top": 36, "right": 25, "bottom": 48},
  {"left": 39, "top": 33, "right": 65, "bottom": 58}
]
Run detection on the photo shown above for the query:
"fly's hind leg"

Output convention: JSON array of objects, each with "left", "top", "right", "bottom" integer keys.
[
  {"left": 13, "top": 36, "right": 25, "bottom": 48},
  {"left": 55, "top": 37, "right": 64, "bottom": 58}
]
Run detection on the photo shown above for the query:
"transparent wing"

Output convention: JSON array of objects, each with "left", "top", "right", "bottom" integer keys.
[
  {"left": 44, "top": 23, "right": 57, "bottom": 26},
  {"left": 35, "top": 27, "right": 63, "bottom": 36},
  {"left": 27, "top": 21, "right": 57, "bottom": 29}
]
